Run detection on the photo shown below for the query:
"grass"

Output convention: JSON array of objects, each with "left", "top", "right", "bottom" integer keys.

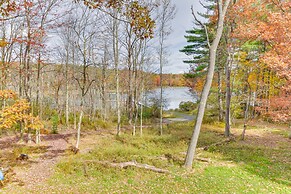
[
  {"left": 4, "top": 121, "right": 291, "bottom": 193},
  {"left": 0, "top": 144, "right": 48, "bottom": 168}
]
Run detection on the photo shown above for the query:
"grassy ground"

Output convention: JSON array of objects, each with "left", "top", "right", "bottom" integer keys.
[{"left": 2, "top": 120, "right": 291, "bottom": 193}]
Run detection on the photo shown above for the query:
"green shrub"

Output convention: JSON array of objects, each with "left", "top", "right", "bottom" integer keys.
[
  {"left": 51, "top": 113, "right": 59, "bottom": 134},
  {"left": 179, "top": 101, "right": 197, "bottom": 112}
]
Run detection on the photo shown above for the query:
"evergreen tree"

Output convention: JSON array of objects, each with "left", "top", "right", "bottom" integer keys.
[{"left": 180, "top": 0, "right": 215, "bottom": 78}]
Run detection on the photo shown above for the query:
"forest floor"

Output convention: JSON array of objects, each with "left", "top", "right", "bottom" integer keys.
[{"left": 0, "top": 119, "right": 291, "bottom": 193}]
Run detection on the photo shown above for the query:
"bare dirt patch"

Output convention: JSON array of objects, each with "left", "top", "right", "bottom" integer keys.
[{"left": 1, "top": 131, "right": 75, "bottom": 191}]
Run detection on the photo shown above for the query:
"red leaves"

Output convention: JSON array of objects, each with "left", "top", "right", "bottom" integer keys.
[{"left": 0, "top": 1, "right": 16, "bottom": 17}]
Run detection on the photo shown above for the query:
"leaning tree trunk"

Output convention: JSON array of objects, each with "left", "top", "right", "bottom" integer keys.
[{"left": 184, "top": 0, "right": 231, "bottom": 169}]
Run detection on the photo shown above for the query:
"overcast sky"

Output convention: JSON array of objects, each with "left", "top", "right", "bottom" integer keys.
[{"left": 164, "top": 0, "right": 206, "bottom": 74}]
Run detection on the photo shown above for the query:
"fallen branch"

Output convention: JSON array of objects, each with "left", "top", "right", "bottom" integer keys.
[
  {"left": 84, "top": 160, "right": 169, "bottom": 173},
  {"left": 195, "top": 157, "right": 211, "bottom": 163},
  {"left": 179, "top": 153, "right": 211, "bottom": 163}
]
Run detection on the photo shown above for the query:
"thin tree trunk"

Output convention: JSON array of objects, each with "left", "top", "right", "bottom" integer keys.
[
  {"left": 113, "top": 12, "right": 121, "bottom": 136},
  {"left": 242, "top": 91, "right": 251, "bottom": 140},
  {"left": 140, "top": 79, "right": 144, "bottom": 137},
  {"left": 225, "top": 60, "right": 232, "bottom": 137},
  {"left": 184, "top": 0, "right": 231, "bottom": 169},
  {"left": 19, "top": 122, "right": 24, "bottom": 143},
  {"left": 217, "top": 70, "right": 223, "bottom": 122},
  {"left": 36, "top": 53, "right": 41, "bottom": 110},
  {"left": 76, "top": 107, "right": 83, "bottom": 149},
  {"left": 65, "top": 50, "right": 69, "bottom": 129},
  {"left": 101, "top": 44, "right": 108, "bottom": 121},
  {"left": 159, "top": 69, "right": 163, "bottom": 136},
  {"left": 35, "top": 129, "right": 41, "bottom": 144}
]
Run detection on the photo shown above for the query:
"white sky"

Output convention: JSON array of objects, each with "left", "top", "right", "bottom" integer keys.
[{"left": 164, "top": 0, "right": 206, "bottom": 74}]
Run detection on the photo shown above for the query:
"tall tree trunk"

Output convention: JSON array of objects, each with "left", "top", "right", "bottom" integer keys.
[
  {"left": 224, "top": 55, "right": 233, "bottom": 137},
  {"left": 159, "top": 57, "right": 163, "bottom": 136},
  {"left": 184, "top": 0, "right": 231, "bottom": 169},
  {"left": 65, "top": 49, "right": 69, "bottom": 129},
  {"left": 36, "top": 53, "right": 41, "bottom": 111},
  {"left": 140, "top": 76, "right": 144, "bottom": 137},
  {"left": 113, "top": 12, "right": 121, "bottom": 136},
  {"left": 101, "top": 44, "right": 108, "bottom": 121}
]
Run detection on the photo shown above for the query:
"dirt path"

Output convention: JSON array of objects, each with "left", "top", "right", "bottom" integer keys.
[{"left": 2, "top": 131, "right": 74, "bottom": 192}]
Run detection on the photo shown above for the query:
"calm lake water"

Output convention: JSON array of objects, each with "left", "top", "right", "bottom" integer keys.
[{"left": 145, "top": 87, "right": 198, "bottom": 110}]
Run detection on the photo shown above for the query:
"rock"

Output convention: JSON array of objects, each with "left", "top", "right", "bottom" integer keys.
[{"left": 16, "top": 154, "right": 29, "bottom": 161}]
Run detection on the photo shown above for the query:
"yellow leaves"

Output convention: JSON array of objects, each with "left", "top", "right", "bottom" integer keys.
[
  {"left": 25, "top": 115, "right": 44, "bottom": 131},
  {"left": 247, "top": 71, "right": 257, "bottom": 91},
  {"left": 0, "top": 90, "right": 44, "bottom": 131},
  {"left": 0, "top": 39, "right": 8, "bottom": 47},
  {"left": 125, "top": 1, "right": 155, "bottom": 39},
  {"left": 80, "top": 0, "right": 155, "bottom": 39},
  {"left": 0, "top": 89, "right": 17, "bottom": 99},
  {"left": 0, "top": 99, "right": 30, "bottom": 129},
  {"left": 0, "top": 0, "right": 16, "bottom": 17}
]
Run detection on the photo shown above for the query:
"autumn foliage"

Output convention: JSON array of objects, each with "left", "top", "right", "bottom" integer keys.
[
  {"left": 231, "top": 0, "right": 291, "bottom": 122},
  {"left": 0, "top": 90, "right": 44, "bottom": 133},
  {"left": 79, "top": 0, "right": 155, "bottom": 39}
]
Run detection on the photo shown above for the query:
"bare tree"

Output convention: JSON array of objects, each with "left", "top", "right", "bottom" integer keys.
[
  {"left": 69, "top": 5, "right": 101, "bottom": 148},
  {"left": 112, "top": 9, "right": 122, "bottom": 136},
  {"left": 155, "top": 0, "right": 176, "bottom": 135}
]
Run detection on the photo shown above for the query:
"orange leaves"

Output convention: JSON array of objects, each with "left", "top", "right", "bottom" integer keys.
[
  {"left": 0, "top": 0, "right": 16, "bottom": 17},
  {"left": 257, "top": 94, "right": 291, "bottom": 122},
  {"left": 0, "top": 99, "right": 30, "bottom": 129},
  {"left": 23, "top": 0, "right": 33, "bottom": 8},
  {"left": 232, "top": 0, "right": 291, "bottom": 94},
  {"left": 24, "top": 114, "right": 44, "bottom": 131},
  {"left": 233, "top": 0, "right": 291, "bottom": 122},
  {"left": 79, "top": 0, "right": 155, "bottom": 39},
  {"left": 125, "top": 1, "right": 155, "bottom": 39},
  {"left": 0, "top": 39, "right": 8, "bottom": 47},
  {"left": 0, "top": 90, "right": 17, "bottom": 99}
]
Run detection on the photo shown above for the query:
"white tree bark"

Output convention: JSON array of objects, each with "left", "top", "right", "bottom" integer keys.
[{"left": 184, "top": 0, "right": 232, "bottom": 169}]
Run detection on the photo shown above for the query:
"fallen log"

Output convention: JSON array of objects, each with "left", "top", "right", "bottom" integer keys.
[{"left": 84, "top": 160, "right": 169, "bottom": 173}]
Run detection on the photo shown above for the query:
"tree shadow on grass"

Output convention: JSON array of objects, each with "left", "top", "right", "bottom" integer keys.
[{"left": 208, "top": 135, "right": 291, "bottom": 187}]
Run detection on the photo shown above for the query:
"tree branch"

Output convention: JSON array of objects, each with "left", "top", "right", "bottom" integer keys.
[
  {"left": 84, "top": 160, "right": 170, "bottom": 173},
  {"left": 191, "top": 6, "right": 210, "bottom": 48}
]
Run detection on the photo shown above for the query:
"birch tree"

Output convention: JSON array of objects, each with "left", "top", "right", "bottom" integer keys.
[
  {"left": 156, "top": 0, "right": 176, "bottom": 135},
  {"left": 184, "top": 0, "right": 232, "bottom": 169}
]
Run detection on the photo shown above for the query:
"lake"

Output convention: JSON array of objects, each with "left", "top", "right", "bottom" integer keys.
[{"left": 144, "top": 87, "right": 198, "bottom": 110}]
